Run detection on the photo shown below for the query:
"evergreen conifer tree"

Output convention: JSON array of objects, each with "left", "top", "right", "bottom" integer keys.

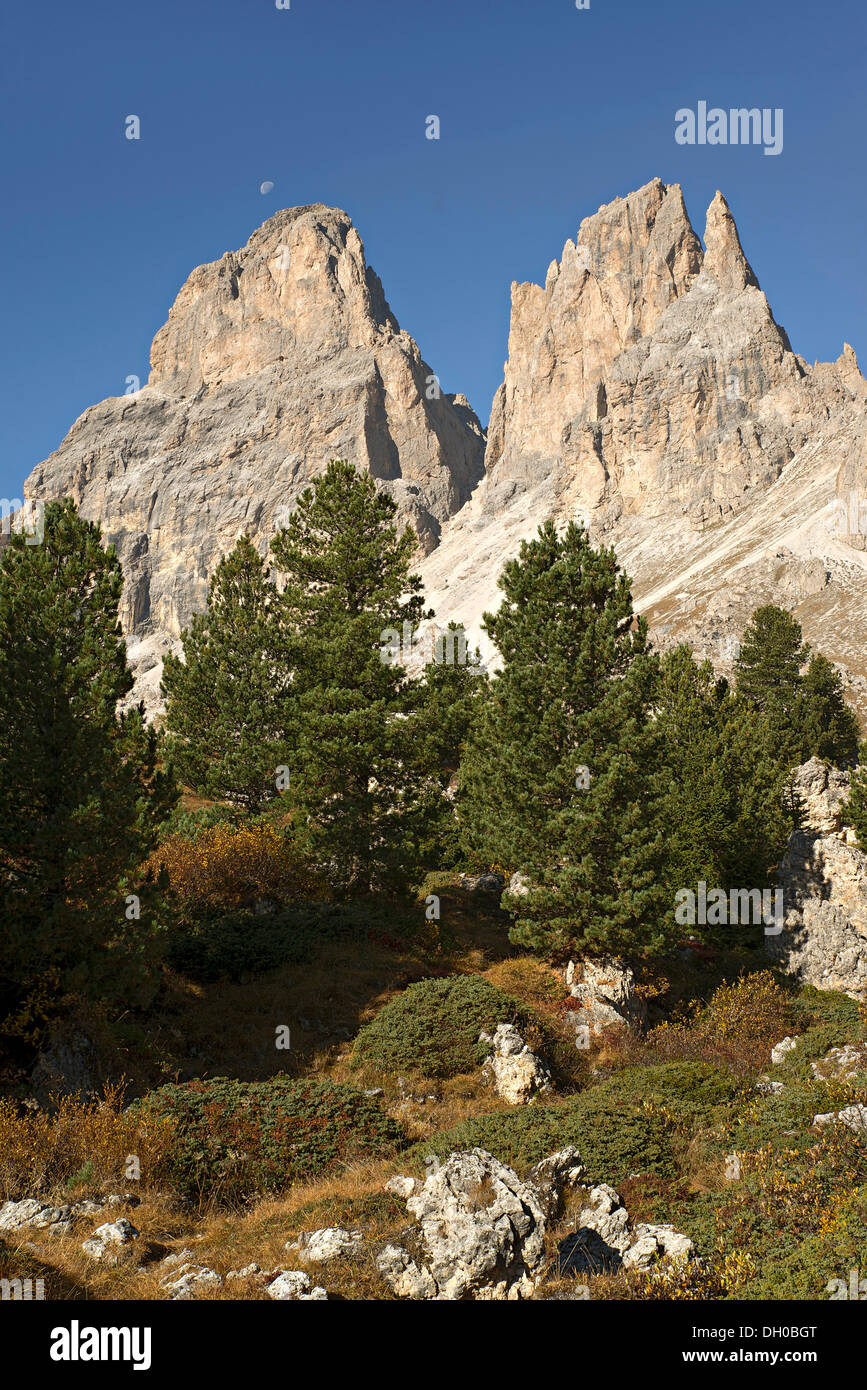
[
  {"left": 798, "top": 653, "right": 861, "bottom": 765},
  {"left": 736, "top": 605, "right": 860, "bottom": 767},
  {"left": 162, "top": 535, "right": 291, "bottom": 813},
  {"left": 270, "top": 460, "right": 433, "bottom": 896},
  {"left": 0, "top": 500, "right": 177, "bottom": 1040},
  {"left": 845, "top": 743, "right": 867, "bottom": 850},
  {"left": 461, "top": 521, "right": 670, "bottom": 959},
  {"left": 415, "top": 624, "right": 487, "bottom": 868},
  {"left": 735, "top": 604, "right": 807, "bottom": 713},
  {"left": 656, "top": 645, "right": 788, "bottom": 943}
]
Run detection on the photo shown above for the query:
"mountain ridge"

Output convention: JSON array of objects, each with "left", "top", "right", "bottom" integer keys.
[{"left": 23, "top": 179, "right": 867, "bottom": 712}]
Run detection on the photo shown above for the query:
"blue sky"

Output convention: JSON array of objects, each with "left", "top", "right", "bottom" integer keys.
[{"left": 2, "top": 0, "right": 864, "bottom": 500}]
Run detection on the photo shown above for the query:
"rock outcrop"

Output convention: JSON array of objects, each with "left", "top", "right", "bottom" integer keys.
[
  {"left": 771, "top": 760, "right": 867, "bottom": 999},
  {"left": 479, "top": 1023, "right": 552, "bottom": 1104},
  {"left": 377, "top": 1148, "right": 553, "bottom": 1300},
  {"left": 418, "top": 180, "right": 867, "bottom": 714},
  {"left": 375, "top": 1144, "right": 694, "bottom": 1299},
  {"left": 811, "top": 1042, "right": 867, "bottom": 1081},
  {"left": 564, "top": 957, "right": 646, "bottom": 1036},
  {"left": 557, "top": 1182, "right": 693, "bottom": 1275},
  {"left": 285, "top": 1227, "right": 363, "bottom": 1262},
  {"left": 813, "top": 1104, "right": 867, "bottom": 1137},
  {"left": 24, "top": 204, "right": 485, "bottom": 703},
  {"left": 0, "top": 1193, "right": 139, "bottom": 1236}
]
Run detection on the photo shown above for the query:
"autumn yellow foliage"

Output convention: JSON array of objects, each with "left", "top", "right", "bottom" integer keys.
[{"left": 152, "top": 824, "right": 324, "bottom": 912}]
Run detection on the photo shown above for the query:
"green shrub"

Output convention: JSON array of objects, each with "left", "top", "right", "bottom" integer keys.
[
  {"left": 789, "top": 985, "right": 863, "bottom": 1035},
  {"left": 416, "top": 1093, "right": 678, "bottom": 1184},
  {"left": 724, "top": 1082, "right": 832, "bottom": 1156},
  {"left": 771, "top": 1023, "right": 866, "bottom": 1084},
  {"left": 414, "top": 1061, "right": 745, "bottom": 1185},
  {"left": 351, "top": 975, "right": 533, "bottom": 1080},
  {"left": 166, "top": 901, "right": 418, "bottom": 982},
  {"left": 132, "top": 1075, "right": 406, "bottom": 1202},
  {"left": 591, "top": 1061, "right": 746, "bottom": 1124},
  {"left": 158, "top": 804, "right": 242, "bottom": 839}
]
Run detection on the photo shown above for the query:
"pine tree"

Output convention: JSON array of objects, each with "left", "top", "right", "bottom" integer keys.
[
  {"left": 736, "top": 604, "right": 809, "bottom": 769},
  {"left": 0, "top": 500, "right": 177, "bottom": 1041},
  {"left": 798, "top": 653, "right": 861, "bottom": 765},
  {"left": 655, "top": 645, "right": 789, "bottom": 944},
  {"left": 461, "top": 521, "right": 671, "bottom": 960},
  {"left": 270, "top": 460, "right": 434, "bottom": 896},
  {"left": 846, "top": 742, "right": 867, "bottom": 850},
  {"left": 162, "top": 536, "right": 292, "bottom": 813},
  {"left": 735, "top": 605, "right": 807, "bottom": 713},
  {"left": 735, "top": 605, "right": 860, "bottom": 768},
  {"left": 414, "top": 624, "right": 488, "bottom": 868}
]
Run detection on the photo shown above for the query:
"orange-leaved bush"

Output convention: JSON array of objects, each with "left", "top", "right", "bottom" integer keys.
[{"left": 153, "top": 824, "right": 324, "bottom": 914}]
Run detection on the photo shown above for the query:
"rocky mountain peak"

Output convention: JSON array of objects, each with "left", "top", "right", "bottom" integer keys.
[
  {"left": 149, "top": 204, "right": 401, "bottom": 395},
  {"left": 699, "top": 190, "right": 759, "bottom": 293},
  {"left": 25, "top": 204, "right": 486, "bottom": 695},
  {"left": 418, "top": 180, "right": 867, "bottom": 713}
]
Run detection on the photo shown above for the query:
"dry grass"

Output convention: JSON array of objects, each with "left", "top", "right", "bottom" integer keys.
[
  {"left": 0, "top": 1160, "right": 419, "bottom": 1301},
  {"left": 0, "top": 1083, "right": 176, "bottom": 1204}
]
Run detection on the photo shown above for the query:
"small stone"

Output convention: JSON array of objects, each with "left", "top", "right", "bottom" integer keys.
[
  {"left": 756, "top": 1077, "right": 784, "bottom": 1095},
  {"left": 93, "top": 1218, "right": 139, "bottom": 1246},
  {"left": 285, "top": 1227, "right": 363, "bottom": 1262},
  {"left": 384, "top": 1175, "right": 416, "bottom": 1199},
  {"left": 160, "top": 1248, "right": 195, "bottom": 1267},
  {"left": 267, "top": 1270, "right": 328, "bottom": 1301},
  {"left": 159, "top": 1261, "right": 223, "bottom": 1299},
  {"left": 771, "top": 1036, "right": 799, "bottom": 1065}
]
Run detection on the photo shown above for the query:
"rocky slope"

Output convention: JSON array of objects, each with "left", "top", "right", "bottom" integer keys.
[
  {"left": 419, "top": 179, "right": 867, "bottom": 712},
  {"left": 24, "top": 204, "right": 485, "bottom": 703}
]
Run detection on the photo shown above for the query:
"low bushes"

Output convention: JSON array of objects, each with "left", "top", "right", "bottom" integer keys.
[
  {"left": 417, "top": 1061, "right": 743, "bottom": 1186},
  {"left": 351, "top": 974, "right": 535, "bottom": 1080},
  {"left": 416, "top": 1092, "right": 678, "bottom": 1184},
  {"left": 166, "top": 901, "right": 419, "bottom": 982},
  {"left": 0, "top": 1084, "right": 175, "bottom": 1202},
  {"left": 644, "top": 970, "right": 797, "bottom": 1073},
  {"left": 131, "top": 1075, "right": 406, "bottom": 1203},
  {"left": 154, "top": 823, "right": 324, "bottom": 917}
]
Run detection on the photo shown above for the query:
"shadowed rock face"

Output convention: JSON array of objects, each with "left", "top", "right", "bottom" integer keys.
[
  {"left": 24, "top": 203, "right": 485, "bottom": 649},
  {"left": 772, "top": 760, "right": 867, "bottom": 1000},
  {"left": 418, "top": 179, "right": 867, "bottom": 715}
]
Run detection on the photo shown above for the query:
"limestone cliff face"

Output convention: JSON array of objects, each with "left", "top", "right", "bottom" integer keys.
[
  {"left": 22, "top": 182, "right": 867, "bottom": 718},
  {"left": 771, "top": 760, "right": 867, "bottom": 1000},
  {"left": 483, "top": 178, "right": 860, "bottom": 531},
  {"left": 25, "top": 204, "right": 485, "bottom": 647},
  {"left": 420, "top": 179, "right": 867, "bottom": 715}
]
